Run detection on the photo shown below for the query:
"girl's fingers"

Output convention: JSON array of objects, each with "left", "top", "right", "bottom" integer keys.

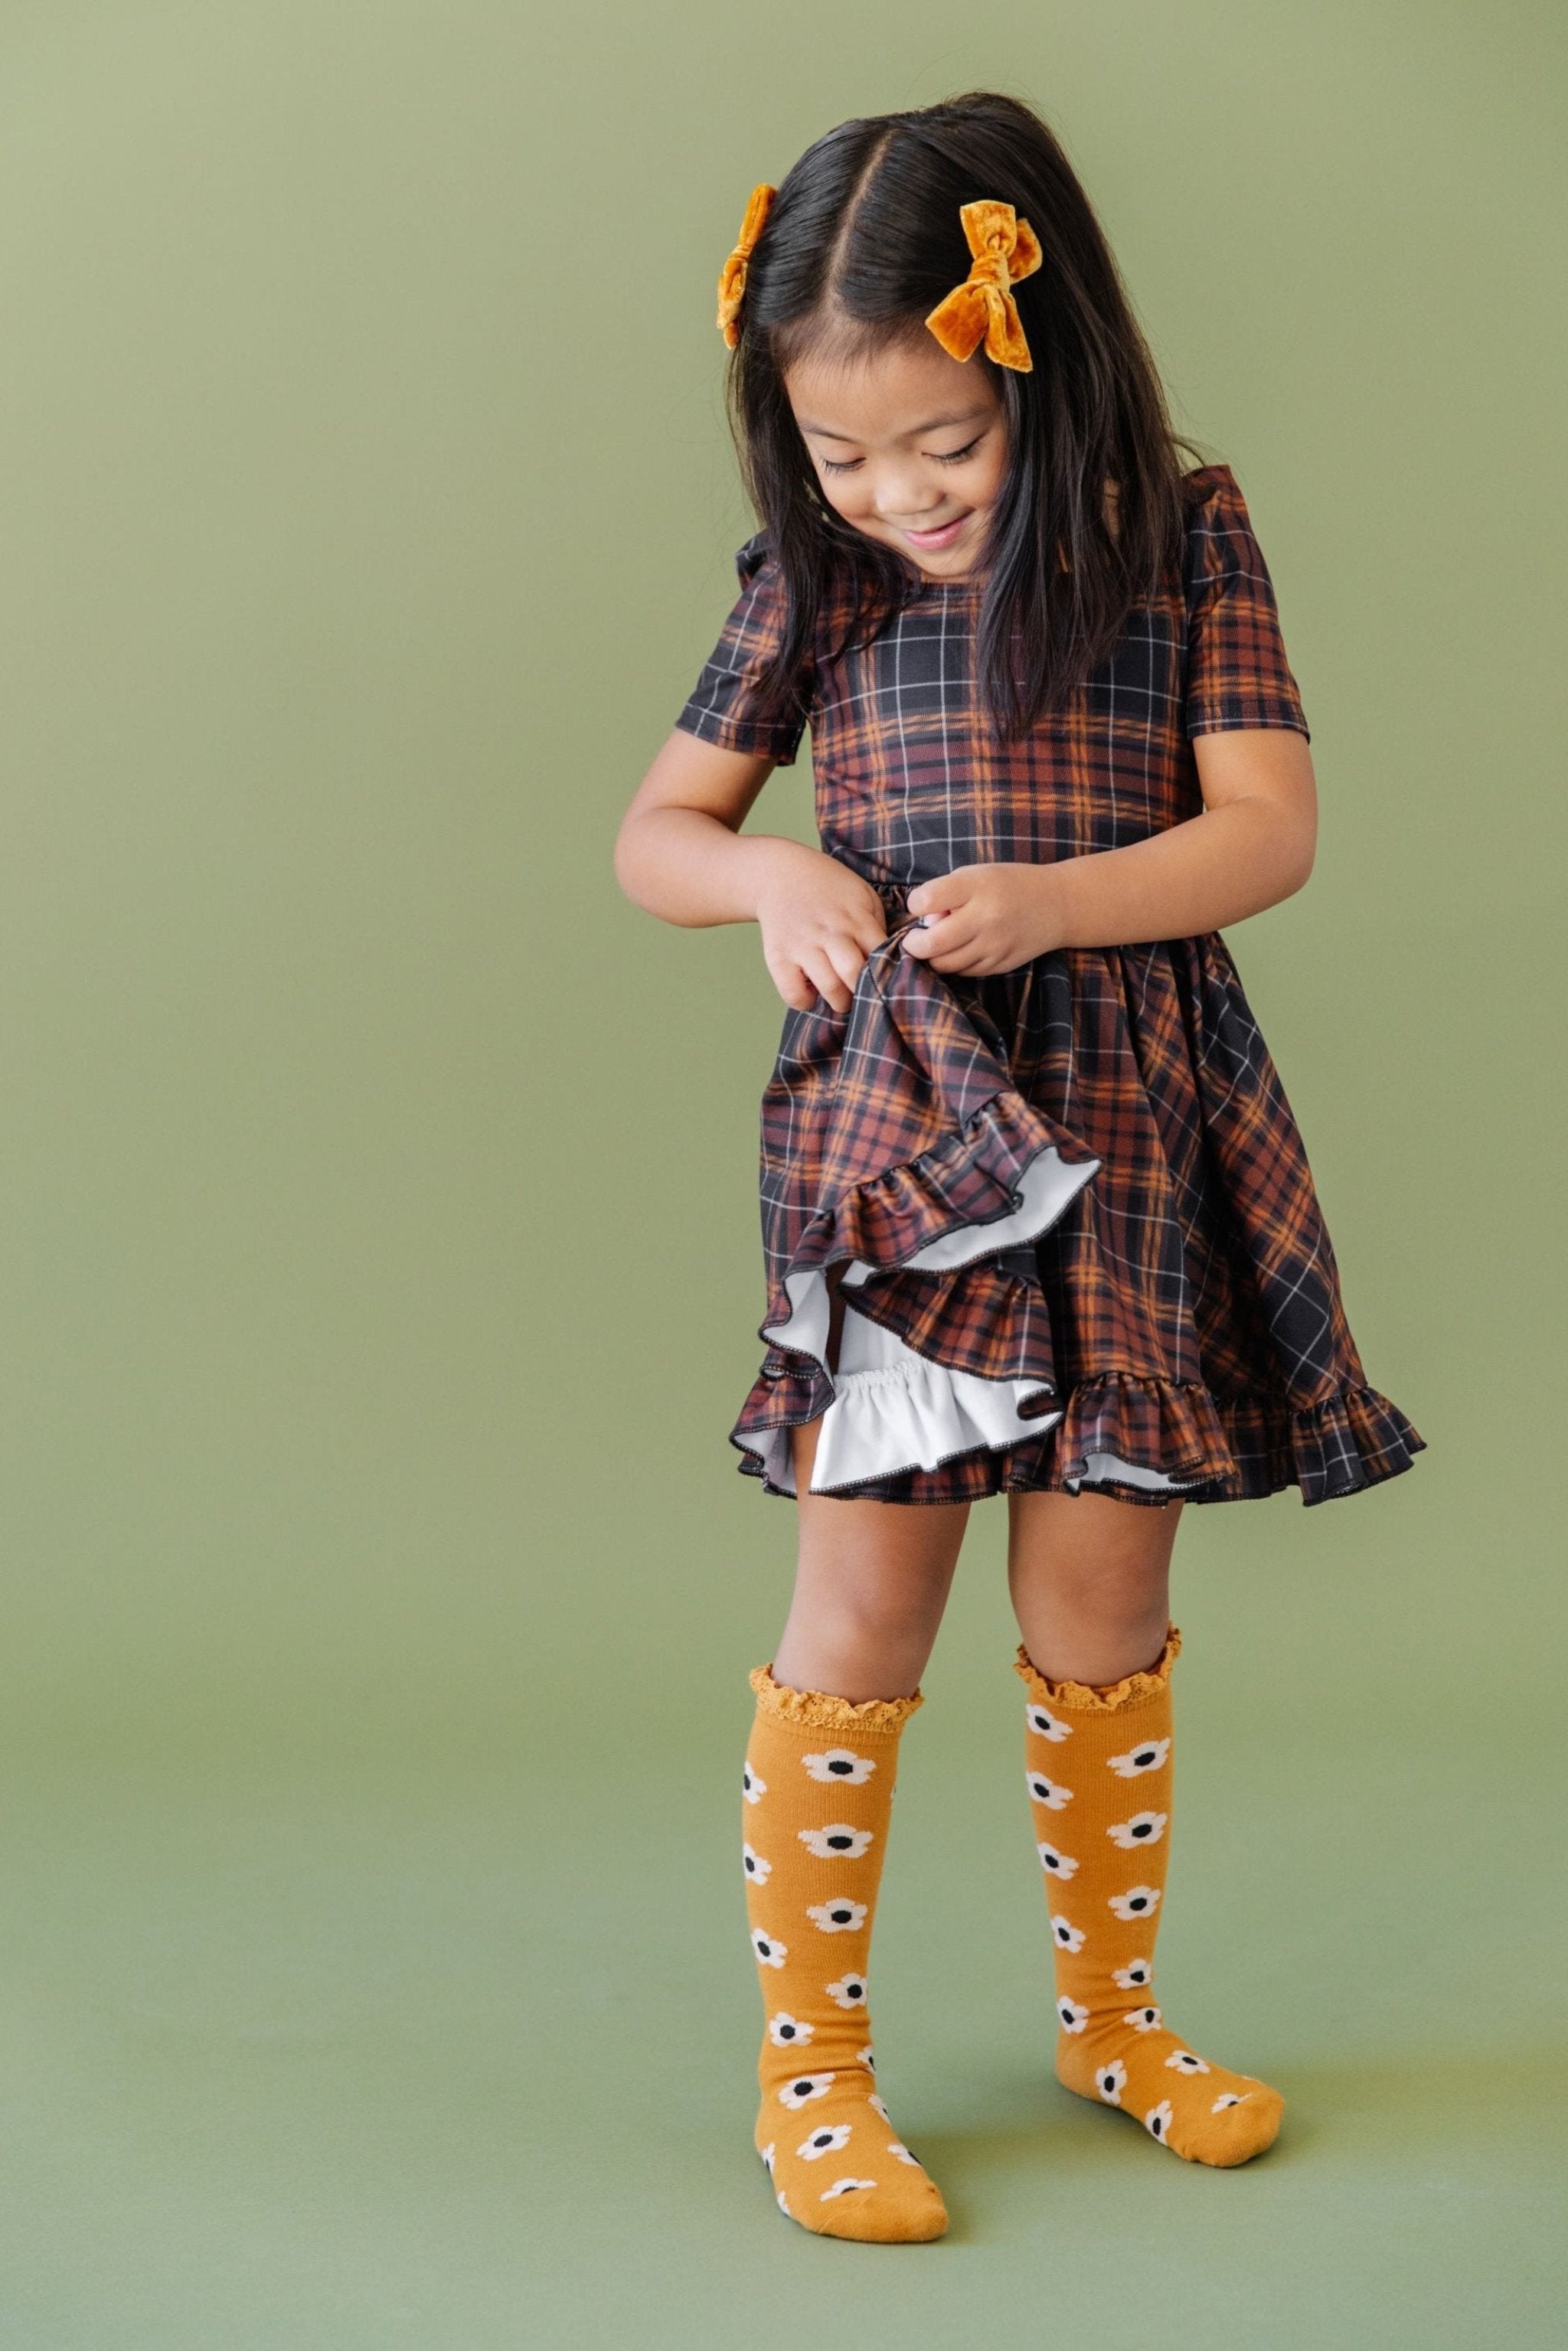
[
  {"left": 824, "top": 937, "right": 872, "bottom": 1001},
  {"left": 917, "top": 926, "right": 983, "bottom": 969},
  {"left": 846, "top": 893, "right": 888, "bottom": 958},
  {"left": 901, "top": 916, "right": 962, "bottom": 956},
  {"left": 769, "top": 908, "right": 887, "bottom": 1014},
  {"left": 805, "top": 946, "right": 854, "bottom": 1014},
  {"left": 764, "top": 946, "right": 818, "bottom": 1011},
  {"left": 768, "top": 946, "right": 861, "bottom": 1014},
  {"left": 909, "top": 874, "right": 967, "bottom": 916}
]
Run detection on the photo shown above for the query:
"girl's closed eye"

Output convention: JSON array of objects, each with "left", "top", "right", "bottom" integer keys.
[{"left": 818, "top": 436, "right": 985, "bottom": 476}]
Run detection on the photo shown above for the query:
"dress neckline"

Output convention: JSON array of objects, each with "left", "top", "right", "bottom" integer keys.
[{"left": 908, "top": 567, "right": 987, "bottom": 599}]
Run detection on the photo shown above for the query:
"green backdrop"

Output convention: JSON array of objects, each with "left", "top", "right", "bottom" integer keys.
[{"left": 0, "top": 2, "right": 1562, "bottom": 2343}]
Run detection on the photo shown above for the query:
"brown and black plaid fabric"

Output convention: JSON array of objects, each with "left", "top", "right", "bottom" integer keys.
[{"left": 675, "top": 465, "right": 1424, "bottom": 1505}]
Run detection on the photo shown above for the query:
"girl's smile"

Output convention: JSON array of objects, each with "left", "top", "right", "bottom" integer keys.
[
  {"left": 782, "top": 336, "right": 1008, "bottom": 580},
  {"left": 900, "top": 511, "right": 971, "bottom": 551}
]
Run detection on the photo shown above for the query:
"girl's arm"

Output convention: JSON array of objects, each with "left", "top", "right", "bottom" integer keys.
[
  {"left": 614, "top": 730, "right": 889, "bottom": 1012},
  {"left": 902, "top": 728, "right": 1318, "bottom": 972},
  {"left": 614, "top": 729, "right": 791, "bottom": 927}
]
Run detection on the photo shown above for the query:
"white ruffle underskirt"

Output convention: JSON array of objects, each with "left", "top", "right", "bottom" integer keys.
[{"left": 755, "top": 1144, "right": 1194, "bottom": 1498}]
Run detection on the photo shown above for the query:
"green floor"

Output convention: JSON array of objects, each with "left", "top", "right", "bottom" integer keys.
[{"left": 2, "top": 1498, "right": 1561, "bottom": 2349}]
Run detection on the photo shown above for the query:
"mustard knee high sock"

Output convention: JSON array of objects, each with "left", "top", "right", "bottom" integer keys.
[
  {"left": 1016, "top": 1628, "right": 1285, "bottom": 2167},
  {"left": 741, "top": 1665, "right": 949, "bottom": 2243}
]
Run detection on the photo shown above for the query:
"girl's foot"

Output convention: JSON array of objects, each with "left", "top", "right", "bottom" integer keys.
[
  {"left": 1055, "top": 2011, "right": 1283, "bottom": 2164},
  {"left": 756, "top": 2054, "right": 947, "bottom": 2242}
]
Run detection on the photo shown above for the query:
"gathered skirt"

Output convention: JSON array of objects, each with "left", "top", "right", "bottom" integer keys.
[{"left": 733, "top": 880, "right": 1424, "bottom": 1507}]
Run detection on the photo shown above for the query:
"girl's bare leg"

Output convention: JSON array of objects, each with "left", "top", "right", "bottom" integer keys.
[
  {"left": 773, "top": 1415, "right": 969, "bottom": 1700},
  {"left": 772, "top": 1269, "right": 970, "bottom": 1701},
  {"left": 1006, "top": 1487, "right": 1183, "bottom": 1683}
]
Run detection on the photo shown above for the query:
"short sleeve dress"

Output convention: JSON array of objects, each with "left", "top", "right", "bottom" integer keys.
[{"left": 673, "top": 463, "right": 1425, "bottom": 1507}]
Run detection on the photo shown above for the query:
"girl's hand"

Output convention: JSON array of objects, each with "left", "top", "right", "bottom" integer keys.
[
  {"left": 901, "top": 863, "right": 1064, "bottom": 975},
  {"left": 753, "top": 841, "right": 889, "bottom": 1014}
]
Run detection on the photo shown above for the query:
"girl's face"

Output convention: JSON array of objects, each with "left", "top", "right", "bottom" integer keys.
[{"left": 783, "top": 337, "right": 1007, "bottom": 581}]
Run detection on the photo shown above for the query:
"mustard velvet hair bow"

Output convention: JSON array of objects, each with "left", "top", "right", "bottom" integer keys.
[
  {"left": 717, "top": 181, "right": 777, "bottom": 348},
  {"left": 924, "top": 199, "right": 1042, "bottom": 373},
  {"left": 715, "top": 184, "right": 1040, "bottom": 372}
]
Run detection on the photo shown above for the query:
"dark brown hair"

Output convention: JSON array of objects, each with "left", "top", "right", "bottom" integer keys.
[{"left": 724, "top": 91, "right": 1210, "bottom": 743}]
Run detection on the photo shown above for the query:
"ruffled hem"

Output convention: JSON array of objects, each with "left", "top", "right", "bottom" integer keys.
[
  {"left": 1014, "top": 1627, "right": 1181, "bottom": 1713},
  {"left": 766, "top": 1090, "right": 1100, "bottom": 1301},
  {"left": 749, "top": 1663, "right": 923, "bottom": 1735},
  {"left": 1217, "top": 1383, "right": 1426, "bottom": 1505},
  {"left": 747, "top": 1093, "right": 1099, "bottom": 1497},
  {"left": 805, "top": 1345, "right": 1060, "bottom": 1495},
  {"left": 1054, "top": 1374, "right": 1230, "bottom": 1494},
  {"left": 734, "top": 1367, "right": 1425, "bottom": 1508}
]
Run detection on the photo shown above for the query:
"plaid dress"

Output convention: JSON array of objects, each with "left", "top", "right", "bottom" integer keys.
[{"left": 674, "top": 464, "right": 1424, "bottom": 1507}]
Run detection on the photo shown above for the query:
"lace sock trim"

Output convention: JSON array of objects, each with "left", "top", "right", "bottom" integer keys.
[
  {"left": 1014, "top": 1625, "right": 1181, "bottom": 1713},
  {"left": 750, "top": 1663, "right": 923, "bottom": 1736}
]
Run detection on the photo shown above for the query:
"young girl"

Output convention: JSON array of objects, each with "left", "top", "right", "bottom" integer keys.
[{"left": 614, "top": 91, "right": 1423, "bottom": 2244}]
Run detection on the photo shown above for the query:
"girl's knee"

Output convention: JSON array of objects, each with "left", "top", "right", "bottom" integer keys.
[{"left": 1009, "top": 1491, "right": 1181, "bottom": 1581}]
